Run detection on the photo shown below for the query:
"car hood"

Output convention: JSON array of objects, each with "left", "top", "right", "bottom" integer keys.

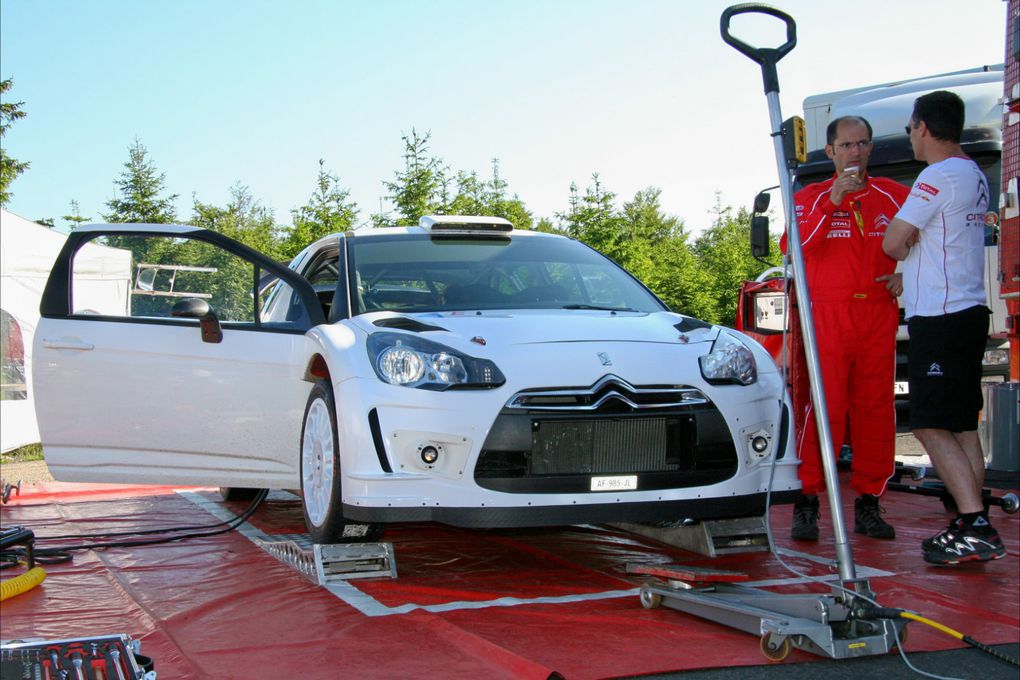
[{"left": 350, "top": 310, "right": 718, "bottom": 348}]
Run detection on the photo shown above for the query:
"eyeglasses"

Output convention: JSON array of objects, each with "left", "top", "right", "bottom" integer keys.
[
  {"left": 904, "top": 123, "right": 916, "bottom": 135},
  {"left": 834, "top": 141, "right": 872, "bottom": 151}
]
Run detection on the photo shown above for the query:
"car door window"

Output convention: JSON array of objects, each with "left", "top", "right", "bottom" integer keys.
[{"left": 68, "top": 233, "right": 315, "bottom": 331}]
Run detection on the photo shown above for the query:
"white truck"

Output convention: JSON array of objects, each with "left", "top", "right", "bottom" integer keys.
[{"left": 794, "top": 65, "right": 1011, "bottom": 397}]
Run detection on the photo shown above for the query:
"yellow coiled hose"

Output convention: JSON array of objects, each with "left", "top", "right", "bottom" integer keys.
[{"left": 0, "top": 566, "right": 46, "bottom": 601}]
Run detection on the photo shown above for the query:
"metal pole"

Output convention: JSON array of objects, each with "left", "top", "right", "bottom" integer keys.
[
  {"left": 763, "top": 92, "right": 856, "bottom": 583},
  {"left": 721, "top": 4, "right": 856, "bottom": 583}
]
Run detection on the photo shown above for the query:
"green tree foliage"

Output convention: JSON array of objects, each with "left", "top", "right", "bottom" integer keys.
[
  {"left": 534, "top": 217, "right": 558, "bottom": 233},
  {"left": 191, "top": 184, "right": 280, "bottom": 257},
  {"left": 71, "top": 127, "right": 781, "bottom": 329},
  {"left": 554, "top": 177, "right": 716, "bottom": 320},
  {"left": 618, "top": 187, "right": 675, "bottom": 281},
  {"left": 280, "top": 159, "right": 359, "bottom": 259},
  {"left": 646, "top": 233, "right": 715, "bottom": 320},
  {"left": 693, "top": 196, "right": 782, "bottom": 325},
  {"left": 621, "top": 188, "right": 715, "bottom": 319},
  {"left": 446, "top": 160, "right": 533, "bottom": 229},
  {"left": 557, "top": 174, "right": 627, "bottom": 262},
  {"left": 62, "top": 199, "right": 91, "bottom": 230},
  {"left": 382, "top": 129, "right": 443, "bottom": 225},
  {"left": 377, "top": 132, "right": 534, "bottom": 230},
  {"left": 103, "top": 139, "right": 178, "bottom": 224},
  {"left": 0, "top": 78, "right": 30, "bottom": 207}
]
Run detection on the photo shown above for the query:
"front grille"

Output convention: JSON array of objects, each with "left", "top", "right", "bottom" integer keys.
[
  {"left": 506, "top": 375, "right": 707, "bottom": 411},
  {"left": 475, "top": 376, "right": 737, "bottom": 494},
  {"left": 531, "top": 417, "right": 686, "bottom": 474}
]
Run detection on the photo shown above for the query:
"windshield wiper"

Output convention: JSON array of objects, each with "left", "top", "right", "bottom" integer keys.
[{"left": 561, "top": 304, "right": 638, "bottom": 312}]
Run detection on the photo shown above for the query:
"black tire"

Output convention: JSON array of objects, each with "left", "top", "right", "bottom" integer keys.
[
  {"left": 218, "top": 487, "right": 262, "bottom": 502},
  {"left": 300, "top": 380, "right": 348, "bottom": 543},
  {"left": 299, "top": 380, "right": 385, "bottom": 543}
]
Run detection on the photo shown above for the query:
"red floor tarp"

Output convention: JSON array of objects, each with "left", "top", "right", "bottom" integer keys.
[{"left": 1, "top": 475, "right": 1017, "bottom": 679}]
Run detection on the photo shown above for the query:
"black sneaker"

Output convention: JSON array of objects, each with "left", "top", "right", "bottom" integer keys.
[
  {"left": 791, "top": 494, "right": 819, "bottom": 541},
  {"left": 854, "top": 494, "right": 896, "bottom": 539},
  {"left": 923, "top": 517, "right": 963, "bottom": 552},
  {"left": 923, "top": 526, "right": 1006, "bottom": 565}
]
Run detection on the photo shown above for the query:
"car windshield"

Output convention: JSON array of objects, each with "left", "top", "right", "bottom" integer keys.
[{"left": 348, "top": 233, "right": 665, "bottom": 315}]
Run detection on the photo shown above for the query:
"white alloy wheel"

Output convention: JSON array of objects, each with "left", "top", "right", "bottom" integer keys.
[
  {"left": 299, "top": 379, "right": 346, "bottom": 542},
  {"left": 302, "top": 395, "right": 335, "bottom": 527}
]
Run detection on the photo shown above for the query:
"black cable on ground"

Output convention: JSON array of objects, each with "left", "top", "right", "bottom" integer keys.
[
  {"left": 860, "top": 607, "right": 1020, "bottom": 667},
  {"left": 0, "top": 489, "right": 268, "bottom": 566},
  {"left": 37, "top": 489, "right": 274, "bottom": 540}
]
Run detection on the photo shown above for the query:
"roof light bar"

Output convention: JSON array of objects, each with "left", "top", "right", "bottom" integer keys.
[{"left": 419, "top": 215, "right": 513, "bottom": 233}]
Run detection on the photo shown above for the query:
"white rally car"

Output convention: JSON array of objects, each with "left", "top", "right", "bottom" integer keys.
[{"left": 33, "top": 216, "right": 800, "bottom": 541}]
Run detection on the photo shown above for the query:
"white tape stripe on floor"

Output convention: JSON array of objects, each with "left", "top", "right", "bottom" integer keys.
[
  {"left": 176, "top": 490, "right": 895, "bottom": 617},
  {"left": 326, "top": 582, "right": 641, "bottom": 617}
]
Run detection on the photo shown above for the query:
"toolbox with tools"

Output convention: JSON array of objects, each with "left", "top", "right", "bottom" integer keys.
[{"left": 0, "top": 634, "right": 153, "bottom": 680}]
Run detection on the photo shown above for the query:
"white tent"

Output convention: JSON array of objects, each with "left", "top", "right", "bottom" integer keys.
[{"left": 1, "top": 210, "right": 131, "bottom": 452}]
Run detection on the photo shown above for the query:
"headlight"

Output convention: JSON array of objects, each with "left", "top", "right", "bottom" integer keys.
[
  {"left": 699, "top": 331, "right": 757, "bottom": 385},
  {"left": 367, "top": 332, "right": 505, "bottom": 390}
]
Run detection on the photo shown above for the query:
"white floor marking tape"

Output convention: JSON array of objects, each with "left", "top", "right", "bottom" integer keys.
[{"left": 177, "top": 490, "right": 896, "bottom": 617}]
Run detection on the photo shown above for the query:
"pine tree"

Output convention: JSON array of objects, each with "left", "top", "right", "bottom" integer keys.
[
  {"left": 382, "top": 129, "right": 443, "bottom": 226},
  {"left": 62, "top": 199, "right": 91, "bottom": 230},
  {"left": 191, "top": 184, "right": 278, "bottom": 256},
  {"left": 102, "top": 139, "right": 178, "bottom": 224},
  {"left": 693, "top": 194, "right": 781, "bottom": 324},
  {"left": 556, "top": 173, "right": 626, "bottom": 262},
  {"left": 281, "top": 160, "right": 359, "bottom": 258},
  {"left": 0, "top": 78, "right": 30, "bottom": 207}
]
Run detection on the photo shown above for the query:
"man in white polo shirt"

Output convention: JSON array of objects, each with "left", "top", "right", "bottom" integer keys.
[{"left": 883, "top": 90, "right": 1004, "bottom": 565}]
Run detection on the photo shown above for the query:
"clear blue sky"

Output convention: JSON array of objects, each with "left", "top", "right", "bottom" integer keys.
[{"left": 0, "top": 0, "right": 1007, "bottom": 234}]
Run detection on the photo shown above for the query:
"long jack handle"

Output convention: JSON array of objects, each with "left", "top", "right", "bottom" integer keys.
[{"left": 721, "top": 4, "right": 856, "bottom": 583}]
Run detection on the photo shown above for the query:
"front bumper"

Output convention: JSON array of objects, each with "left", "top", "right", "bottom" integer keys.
[{"left": 344, "top": 489, "right": 802, "bottom": 527}]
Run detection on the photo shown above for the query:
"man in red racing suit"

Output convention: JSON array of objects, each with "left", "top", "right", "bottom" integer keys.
[{"left": 780, "top": 115, "right": 908, "bottom": 541}]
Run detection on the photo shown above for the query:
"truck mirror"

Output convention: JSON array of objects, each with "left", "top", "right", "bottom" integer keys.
[
  {"left": 753, "top": 192, "right": 771, "bottom": 214},
  {"left": 748, "top": 290, "right": 787, "bottom": 334},
  {"left": 751, "top": 215, "right": 770, "bottom": 257}
]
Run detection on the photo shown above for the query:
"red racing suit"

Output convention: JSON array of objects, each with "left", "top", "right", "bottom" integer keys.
[{"left": 780, "top": 175, "right": 909, "bottom": 496}]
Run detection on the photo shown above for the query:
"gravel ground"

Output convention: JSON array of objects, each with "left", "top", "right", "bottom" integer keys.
[{"left": 0, "top": 459, "right": 53, "bottom": 484}]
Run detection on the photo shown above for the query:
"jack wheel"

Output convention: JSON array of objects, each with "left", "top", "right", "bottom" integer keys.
[
  {"left": 639, "top": 586, "right": 662, "bottom": 609},
  {"left": 895, "top": 623, "right": 909, "bottom": 649},
  {"left": 1001, "top": 493, "right": 1019, "bottom": 514},
  {"left": 760, "top": 633, "right": 791, "bottom": 662}
]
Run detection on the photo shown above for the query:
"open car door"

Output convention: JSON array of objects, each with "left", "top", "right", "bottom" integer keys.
[{"left": 33, "top": 224, "right": 325, "bottom": 490}]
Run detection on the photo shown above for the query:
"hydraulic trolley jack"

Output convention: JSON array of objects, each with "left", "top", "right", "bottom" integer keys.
[{"left": 630, "top": 5, "right": 909, "bottom": 662}]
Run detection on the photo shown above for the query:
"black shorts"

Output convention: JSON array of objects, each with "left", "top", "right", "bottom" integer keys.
[{"left": 907, "top": 305, "right": 990, "bottom": 432}]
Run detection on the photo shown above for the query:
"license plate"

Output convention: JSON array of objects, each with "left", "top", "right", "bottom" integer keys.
[
  {"left": 591, "top": 475, "right": 638, "bottom": 491},
  {"left": 894, "top": 381, "right": 909, "bottom": 395}
]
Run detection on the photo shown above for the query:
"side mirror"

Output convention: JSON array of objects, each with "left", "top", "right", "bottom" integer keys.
[
  {"left": 751, "top": 215, "right": 770, "bottom": 258},
  {"left": 171, "top": 297, "right": 223, "bottom": 344},
  {"left": 753, "top": 191, "right": 771, "bottom": 214}
]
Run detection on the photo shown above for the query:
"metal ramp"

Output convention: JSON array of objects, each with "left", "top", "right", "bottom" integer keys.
[
  {"left": 255, "top": 535, "right": 396, "bottom": 583},
  {"left": 613, "top": 516, "right": 770, "bottom": 557}
]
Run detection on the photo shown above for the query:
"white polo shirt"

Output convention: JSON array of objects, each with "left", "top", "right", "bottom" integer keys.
[{"left": 895, "top": 157, "right": 988, "bottom": 319}]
